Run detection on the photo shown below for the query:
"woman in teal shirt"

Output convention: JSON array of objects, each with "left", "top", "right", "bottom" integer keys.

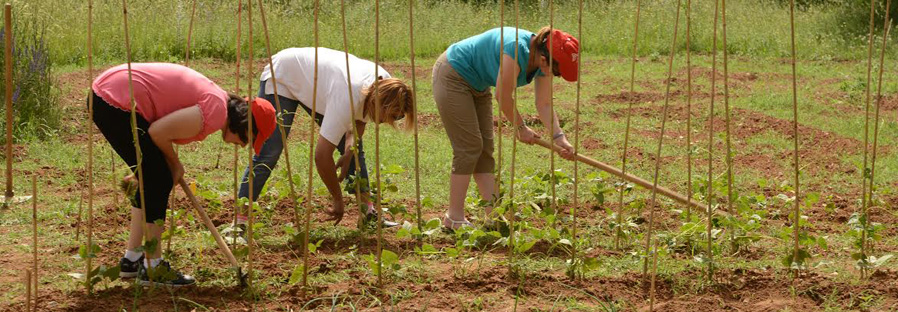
[{"left": 432, "top": 26, "right": 580, "bottom": 230}]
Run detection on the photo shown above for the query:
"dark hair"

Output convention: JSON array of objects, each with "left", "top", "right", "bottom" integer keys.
[
  {"left": 534, "top": 26, "right": 561, "bottom": 77},
  {"left": 226, "top": 93, "right": 258, "bottom": 144}
]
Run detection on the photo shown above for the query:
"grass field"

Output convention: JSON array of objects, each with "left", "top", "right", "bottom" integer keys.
[{"left": 2, "top": 0, "right": 898, "bottom": 311}]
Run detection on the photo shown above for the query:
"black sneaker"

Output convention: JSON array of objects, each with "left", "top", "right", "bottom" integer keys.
[
  {"left": 119, "top": 255, "right": 144, "bottom": 278},
  {"left": 364, "top": 212, "right": 399, "bottom": 228},
  {"left": 138, "top": 260, "right": 196, "bottom": 288}
]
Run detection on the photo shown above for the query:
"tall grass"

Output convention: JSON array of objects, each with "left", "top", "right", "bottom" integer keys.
[
  {"left": 1, "top": 16, "right": 58, "bottom": 142},
  {"left": 20, "top": 0, "right": 896, "bottom": 67}
]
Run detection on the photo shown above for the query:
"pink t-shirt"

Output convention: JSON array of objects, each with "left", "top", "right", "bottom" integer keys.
[{"left": 92, "top": 63, "right": 228, "bottom": 144}]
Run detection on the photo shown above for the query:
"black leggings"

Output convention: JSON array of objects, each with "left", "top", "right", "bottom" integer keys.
[{"left": 89, "top": 91, "right": 172, "bottom": 223}]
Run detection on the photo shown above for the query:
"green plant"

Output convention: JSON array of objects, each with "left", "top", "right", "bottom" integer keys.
[{"left": 1, "top": 17, "right": 58, "bottom": 142}]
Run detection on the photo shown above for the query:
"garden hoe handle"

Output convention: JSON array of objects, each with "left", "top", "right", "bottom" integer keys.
[
  {"left": 533, "top": 139, "right": 707, "bottom": 212},
  {"left": 177, "top": 179, "right": 247, "bottom": 285}
]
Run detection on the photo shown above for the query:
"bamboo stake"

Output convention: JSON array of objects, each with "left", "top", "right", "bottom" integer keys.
[
  {"left": 120, "top": 0, "right": 151, "bottom": 284},
  {"left": 722, "top": 0, "right": 733, "bottom": 230},
  {"left": 789, "top": 0, "right": 801, "bottom": 280},
  {"left": 615, "top": 0, "right": 642, "bottom": 250},
  {"left": 373, "top": 0, "right": 384, "bottom": 289},
  {"left": 4, "top": 3, "right": 12, "bottom": 199},
  {"left": 246, "top": 0, "right": 255, "bottom": 296},
  {"left": 301, "top": 0, "right": 319, "bottom": 289},
  {"left": 642, "top": 0, "right": 681, "bottom": 276},
  {"left": 867, "top": 0, "right": 891, "bottom": 260},
  {"left": 31, "top": 174, "right": 37, "bottom": 310},
  {"left": 507, "top": 0, "right": 520, "bottom": 265},
  {"left": 76, "top": 189, "right": 83, "bottom": 241},
  {"left": 572, "top": 0, "right": 582, "bottom": 257},
  {"left": 649, "top": 240, "right": 659, "bottom": 312},
  {"left": 86, "top": 0, "right": 95, "bottom": 293},
  {"left": 859, "top": 0, "right": 877, "bottom": 277},
  {"left": 230, "top": 0, "right": 242, "bottom": 247},
  {"left": 167, "top": 0, "right": 198, "bottom": 257},
  {"left": 684, "top": 0, "right": 693, "bottom": 220},
  {"left": 409, "top": 0, "right": 422, "bottom": 238},
  {"left": 256, "top": 0, "right": 300, "bottom": 231},
  {"left": 339, "top": 0, "right": 364, "bottom": 231},
  {"left": 495, "top": 0, "right": 503, "bottom": 207},
  {"left": 548, "top": 0, "right": 557, "bottom": 220},
  {"left": 707, "top": 0, "right": 721, "bottom": 284},
  {"left": 24, "top": 269, "right": 30, "bottom": 312}
]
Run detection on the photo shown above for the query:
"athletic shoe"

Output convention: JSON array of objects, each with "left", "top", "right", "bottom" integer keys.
[
  {"left": 119, "top": 255, "right": 144, "bottom": 278},
  {"left": 137, "top": 260, "right": 196, "bottom": 287}
]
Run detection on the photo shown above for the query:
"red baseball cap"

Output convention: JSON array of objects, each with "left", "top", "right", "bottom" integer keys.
[
  {"left": 549, "top": 29, "right": 580, "bottom": 82},
  {"left": 249, "top": 97, "right": 276, "bottom": 155}
]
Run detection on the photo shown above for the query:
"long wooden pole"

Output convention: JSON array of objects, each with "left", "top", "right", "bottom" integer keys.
[
  {"left": 409, "top": 0, "right": 422, "bottom": 239},
  {"left": 24, "top": 269, "right": 30, "bottom": 312},
  {"left": 572, "top": 0, "right": 582, "bottom": 262},
  {"left": 373, "top": 0, "right": 384, "bottom": 289},
  {"left": 642, "top": 0, "right": 681, "bottom": 275},
  {"left": 615, "top": 0, "right": 642, "bottom": 250},
  {"left": 707, "top": 0, "right": 721, "bottom": 283},
  {"left": 31, "top": 174, "right": 37, "bottom": 310},
  {"left": 302, "top": 0, "right": 319, "bottom": 289},
  {"left": 246, "top": 0, "right": 255, "bottom": 296},
  {"left": 230, "top": 0, "right": 242, "bottom": 247},
  {"left": 789, "top": 0, "right": 801, "bottom": 279},
  {"left": 508, "top": 0, "right": 520, "bottom": 264},
  {"left": 256, "top": 0, "right": 299, "bottom": 231},
  {"left": 167, "top": 0, "right": 198, "bottom": 256},
  {"left": 339, "top": 0, "right": 364, "bottom": 230},
  {"left": 120, "top": 0, "right": 151, "bottom": 283},
  {"left": 684, "top": 0, "right": 693, "bottom": 220},
  {"left": 868, "top": 0, "right": 891, "bottom": 259},
  {"left": 85, "top": 0, "right": 95, "bottom": 294},
  {"left": 4, "top": 4, "right": 12, "bottom": 199},
  {"left": 859, "top": 0, "right": 878, "bottom": 279}
]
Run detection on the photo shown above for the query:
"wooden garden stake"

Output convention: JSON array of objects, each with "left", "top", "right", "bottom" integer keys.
[
  {"left": 373, "top": 0, "right": 385, "bottom": 289},
  {"left": 31, "top": 174, "right": 37, "bottom": 310},
  {"left": 4, "top": 3, "right": 12, "bottom": 200},
  {"left": 246, "top": 0, "right": 255, "bottom": 295},
  {"left": 76, "top": 190, "right": 83, "bottom": 241},
  {"left": 642, "top": 0, "right": 681, "bottom": 276},
  {"left": 548, "top": 0, "right": 557, "bottom": 221},
  {"left": 302, "top": 0, "right": 319, "bottom": 289},
  {"left": 256, "top": 0, "right": 300, "bottom": 231},
  {"left": 722, "top": 0, "right": 734, "bottom": 225},
  {"left": 409, "top": 0, "right": 423, "bottom": 238},
  {"left": 86, "top": 0, "right": 96, "bottom": 294},
  {"left": 338, "top": 0, "right": 365, "bottom": 232},
  {"left": 571, "top": 0, "right": 583, "bottom": 271},
  {"left": 507, "top": 0, "right": 520, "bottom": 265},
  {"left": 649, "top": 240, "right": 659, "bottom": 312},
  {"left": 684, "top": 0, "right": 693, "bottom": 220},
  {"left": 495, "top": 0, "right": 503, "bottom": 206},
  {"left": 24, "top": 269, "right": 30, "bottom": 312},
  {"left": 615, "top": 0, "right": 641, "bottom": 250},
  {"left": 167, "top": 0, "right": 198, "bottom": 257},
  {"left": 230, "top": 0, "right": 242, "bottom": 246},
  {"left": 121, "top": 0, "right": 151, "bottom": 284},
  {"left": 789, "top": 0, "right": 801, "bottom": 280},
  {"left": 867, "top": 0, "right": 891, "bottom": 260},
  {"left": 706, "top": 0, "right": 722, "bottom": 283}
]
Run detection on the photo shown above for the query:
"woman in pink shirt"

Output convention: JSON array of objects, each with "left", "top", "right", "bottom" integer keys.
[{"left": 90, "top": 63, "right": 276, "bottom": 287}]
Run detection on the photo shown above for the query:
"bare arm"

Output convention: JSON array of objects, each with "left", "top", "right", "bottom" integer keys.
[
  {"left": 496, "top": 54, "right": 539, "bottom": 143},
  {"left": 534, "top": 75, "right": 575, "bottom": 159},
  {"left": 147, "top": 105, "right": 204, "bottom": 183}
]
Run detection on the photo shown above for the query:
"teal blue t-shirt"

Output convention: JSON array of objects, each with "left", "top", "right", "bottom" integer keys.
[{"left": 446, "top": 27, "right": 543, "bottom": 92}]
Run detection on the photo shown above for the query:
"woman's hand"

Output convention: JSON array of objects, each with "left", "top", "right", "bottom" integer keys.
[
  {"left": 323, "top": 197, "right": 345, "bottom": 225},
  {"left": 517, "top": 125, "right": 540, "bottom": 144},
  {"left": 170, "top": 160, "right": 186, "bottom": 185},
  {"left": 335, "top": 152, "right": 353, "bottom": 181},
  {"left": 554, "top": 135, "right": 576, "bottom": 160}
]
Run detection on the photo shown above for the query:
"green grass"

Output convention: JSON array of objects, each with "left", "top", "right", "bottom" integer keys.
[{"left": 13, "top": 0, "right": 898, "bottom": 67}]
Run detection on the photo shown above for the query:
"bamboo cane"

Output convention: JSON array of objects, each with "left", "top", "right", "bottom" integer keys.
[
  {"left": 707, "top": 0, "right": 722, "bottom": 283},
  {"left": 230, "top": 0, "right": 242, "bottom": 247},
  {"left": 508, "top": 0, "right": 520, "bottom": 265},
  {"left": 571, "top": 0, "right": 583, "bottom": 270},
  {"left": 685, "top": 0, "right": 693, "bottom": 220},
  {"left": 256, "top": 0, "right": 299, "bottom": 230},
  {"left": 373, "top": 0, "right": 384, "bottom": 289},
  {"left": 409, "top": 0, "right": 422, "bottom": 240},
  {"left": 4, "top": 3, "right": 12, "bottom": 199},
  {"left": 548, "top": 0, "right": 557, "bottom": 222},
  {"left": 615, "top": 0, "right": 642, "bottom": 250},
  {"left": 867, "top": 0, "right": 891, "bottom": 260},
  {"left": 31, "top": 174, "right": 37, "bottom": 310},
  {"left": 339, "top": 0, "right": 365, "bottom": 232},
  {"left": 246, "top": 0, "right": 255, "bottom": 295},
  {"left": 642, "top": 0, "right": 681, "bottom": 276},
  {"left": 86, "top": 0, "right": 95, "bottom": 294},
  {"left": 302, "top": 0, "right": 319, "bottom": 289}
]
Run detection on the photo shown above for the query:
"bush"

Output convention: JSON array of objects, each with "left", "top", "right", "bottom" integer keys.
[{"left": 0, "top": 18, "right": 58, "bottom": 143}]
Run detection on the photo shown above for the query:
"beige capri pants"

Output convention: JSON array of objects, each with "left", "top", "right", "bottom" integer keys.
[{"left": 432, "top": 52, "right": 496, "bottom": 175}]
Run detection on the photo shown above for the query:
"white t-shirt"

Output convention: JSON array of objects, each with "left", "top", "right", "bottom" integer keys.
[{"left": 260, "top": 47, "right": 391, "bottom": 146}]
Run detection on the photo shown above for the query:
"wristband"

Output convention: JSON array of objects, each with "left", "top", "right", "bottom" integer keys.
[{"left": 553, "top": 132, "right": 565, "bottom": 140}]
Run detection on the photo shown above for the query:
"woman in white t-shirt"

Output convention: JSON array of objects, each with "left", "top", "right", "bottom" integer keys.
[{"left": 237, "top": 47, "right": 414, "bottom": 227}]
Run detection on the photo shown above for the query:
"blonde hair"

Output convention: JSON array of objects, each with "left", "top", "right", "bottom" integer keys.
[{"left": 363, "top": 77, "right": 416, "bottom": 132}]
